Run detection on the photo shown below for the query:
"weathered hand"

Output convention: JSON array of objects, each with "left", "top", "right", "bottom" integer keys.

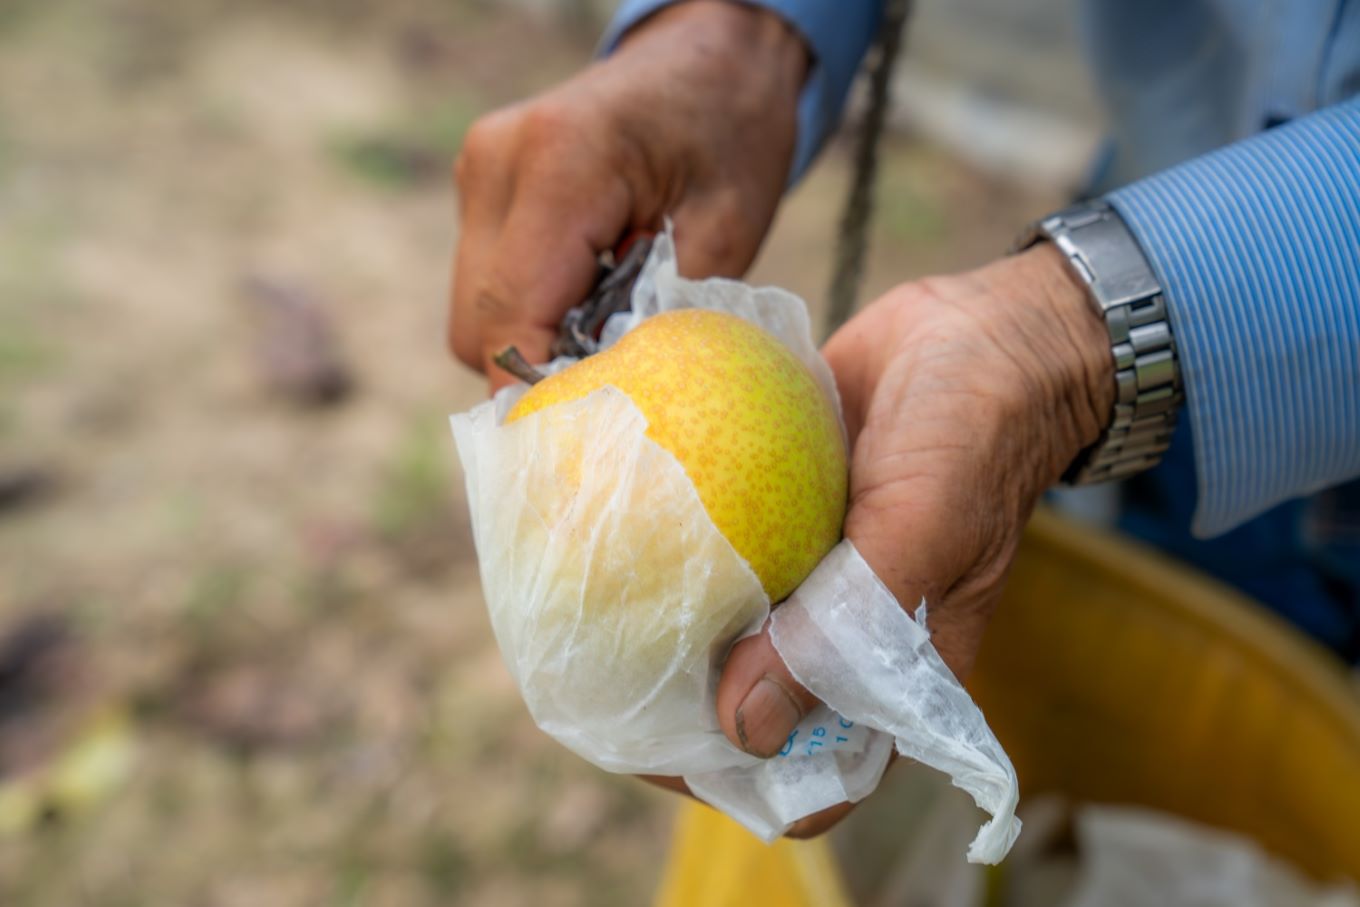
[
  {"left": 712, "top": 244, "right": 1115, "bottom": 836},
  {"left": 449, "top": 1, "right": 807, "bottom": 388}
]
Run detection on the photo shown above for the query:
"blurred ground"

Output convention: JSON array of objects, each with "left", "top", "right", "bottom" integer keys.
[{"left": 0, "top": 1, "right": 1064, "bottom": 904}]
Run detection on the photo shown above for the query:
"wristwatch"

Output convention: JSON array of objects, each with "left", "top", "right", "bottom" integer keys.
[{"left": 1015, "top": 200, "right": 1182, "bottom": 485}]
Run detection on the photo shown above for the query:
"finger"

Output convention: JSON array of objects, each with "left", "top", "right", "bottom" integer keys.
[
  {"left": 451, "top": 222, "right": 512, "bottom": 377},
  {"left": 844, "top": 501, "right": 972, "bottom": 681},
  {"left": 642, "top": 774, "right": 858, "bottom": 840},
  {"left": 456, "top": 193, "right": 595, "bottom": 387},
  {"left": 715, "top": 620, "right": 821, "bottom": 758},
  {"left": 639, "top": 774, "right": 857, "bottom": 842},
  {"left": 451, "top": 107, "right": 633, "bottom": 390},
  {"left": 639, "top": 774, "right": 694, "bottom": 798},
  {"left": 476, "top": 165, "right": 637, "bottom": 388},
  {"left": 478, "top": 298, "right": 565, "bottom": 392},
  {"left": 841, "top": 392, "right": 997, "bottom": 594},
  {"left": 919, "top": 535, "right": 1018, "bottom": 680},
  {"left": 459, "top": 203, "right": 607, "bottom": 390},
  {"left": 843, "top": 413, "right": 1022, "bottom": 682},
  {"left": 450, "top": 114, "right": 516, "bottom": 372},
  {"left": 785, "top": 799, "right": 858, "bottom": 839},
  {"left": 473, "top": 219, "right": 594, "bottom": 390},
  {"left": 783, "top": 751, "right": 903, "bottom": 838},
  {"left": 669, "top": 186, "right": 768, "bottom": 280}
]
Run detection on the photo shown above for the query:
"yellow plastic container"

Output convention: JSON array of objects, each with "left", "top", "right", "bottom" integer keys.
[
  {"left": 655, "top": 508, "right": 1360, "bottom": 904},
  {"left": 655, "top": 800, "right": 855, "bottom": 907}
]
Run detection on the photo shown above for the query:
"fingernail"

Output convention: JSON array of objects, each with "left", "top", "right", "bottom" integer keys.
[{"left": 734, "top": 675, "right": 804, "bottom": 758}]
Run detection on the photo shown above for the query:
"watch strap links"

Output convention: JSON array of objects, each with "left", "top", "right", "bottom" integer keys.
[{"left": 1016, "top": 200, "right": 1182, "bottom": 485}]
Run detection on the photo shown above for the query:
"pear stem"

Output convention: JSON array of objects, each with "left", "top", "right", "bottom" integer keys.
[
  {"left": 493, "top": 346, "right": 546, "bottom": 385},
  {"left": 552, "top": 235, "right": 653, "bottom": 359}
]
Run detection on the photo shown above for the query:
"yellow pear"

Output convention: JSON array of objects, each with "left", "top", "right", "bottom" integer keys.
[{"left": 507, "top": 308, "right": 846, "bottom": 602}]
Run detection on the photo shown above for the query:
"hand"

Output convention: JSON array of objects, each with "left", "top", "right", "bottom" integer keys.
[
  {"left": 712, "top": 244, "right": 1116, "bottom": 836},
  {"left": 449, "top": 1, "right": 808, "bottom": 389}
]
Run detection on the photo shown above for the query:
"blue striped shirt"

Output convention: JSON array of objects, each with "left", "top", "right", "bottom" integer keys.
[{"left": 1107, "top": 101, "right": 1360, "bottom": 537}]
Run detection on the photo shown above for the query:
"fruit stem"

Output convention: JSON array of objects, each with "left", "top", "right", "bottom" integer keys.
[
  {"left": 492, "top": 346, "right": 546, "bottom": 385},
  {"left": 551, "top": 235, "right": 654, "bottom": 359}
]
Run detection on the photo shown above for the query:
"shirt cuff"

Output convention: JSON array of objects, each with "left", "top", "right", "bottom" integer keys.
[
  {"left": 1106, "top": 98, "right": 1360, "bottom": 538},
  {"left": 600, "top": 0, "right": 884, "bottom": 183}
]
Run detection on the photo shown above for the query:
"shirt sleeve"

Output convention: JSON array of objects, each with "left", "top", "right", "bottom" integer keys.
[
  {"left": 600, "top": 0, "right": 885, "bottom": 182},
  {"left": 1106, "top": 97, "right": 1360, "bottom": 539}
]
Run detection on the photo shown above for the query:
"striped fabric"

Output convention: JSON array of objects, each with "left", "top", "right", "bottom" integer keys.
[
  {"left": 600, "top": 0, "right": 884, "bottom": 181},
  {"left": 1107, "top": 97, "right": 1360, "bottom": 537}
]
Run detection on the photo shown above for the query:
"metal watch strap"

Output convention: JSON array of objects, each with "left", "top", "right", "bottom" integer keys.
[{"left": 1016, "top": 200, "right": 1182, "bottom": 485}]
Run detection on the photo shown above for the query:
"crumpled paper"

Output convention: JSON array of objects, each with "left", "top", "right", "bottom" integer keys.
[
  {"left": 770, "top": 542, "right": 1021, "bottom": 862},
  {"left": 450, "top": 231, "right": 1020, "bottom": 861}
]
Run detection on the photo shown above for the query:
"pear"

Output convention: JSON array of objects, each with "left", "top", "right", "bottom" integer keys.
[{"left": 507, "top": 308, "right": 846, "bottom": 602}]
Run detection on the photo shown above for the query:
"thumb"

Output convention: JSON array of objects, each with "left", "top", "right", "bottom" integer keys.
[
  {"left": 669, "top": 189, "right": 768, "bottom": 280},
  {"left": 715, "top": 509, "right": 949, "bottom": 758},
  {"left": 715, "top": 619, "right": 820, "bottom": 758}
]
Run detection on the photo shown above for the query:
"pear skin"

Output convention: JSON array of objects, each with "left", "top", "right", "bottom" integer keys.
[{"left": 507, "top": 308, "right": 847, "bottom": 602}]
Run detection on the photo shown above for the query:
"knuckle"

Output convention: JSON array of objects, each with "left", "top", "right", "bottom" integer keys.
[
  {"left": 885, "top": 278, "right": 959, "bottom": 329},
  {"left": 458, "top": 100, "right": 584, "bottom": 198},
  {"left": 453, "top": 127, "right": 487, "bottom": 190},
  {"left": 694, "top": 229, "right": 741, "bottom": 276},
  {"left": 516, "top": 99, "right": 610, "bottom": 188},
  {"left": 455, "top": 110, "right": 515, "bottom": 189},
  {"left": 677, "top": 210, "right": 754, "bottom": 278},
  {"left": 519, "top": 99, "right": 574, "bottom": 147}
]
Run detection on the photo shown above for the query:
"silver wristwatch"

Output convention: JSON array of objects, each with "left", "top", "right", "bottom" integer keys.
[{"left": 1015, "top": 200, "right": 1182, "bottom": 485}]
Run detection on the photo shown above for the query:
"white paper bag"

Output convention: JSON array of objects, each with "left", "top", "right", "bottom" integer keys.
[{"left": 450, "top": 232, "right": 1021, "bottom": 860}]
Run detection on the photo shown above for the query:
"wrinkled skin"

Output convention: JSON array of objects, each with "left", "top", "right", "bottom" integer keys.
[
  {"left": 450, "top": 0, "right": 1113, "bottom": 837},
  {"left": 451, "top": 2, "right": 806, "bottom": 384}
]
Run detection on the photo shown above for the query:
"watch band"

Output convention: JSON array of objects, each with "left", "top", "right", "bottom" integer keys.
[{"left": 1016, "top": 200, "right": 1182, "bottom": 485}]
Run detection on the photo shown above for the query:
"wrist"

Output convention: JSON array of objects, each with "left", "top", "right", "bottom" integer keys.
[
  {"left": 969, "top": 245, "right": 1116, "bottom": 483},
  {"left": 1020, "top": 243, "right": 1116, "bottom": 434},
  {"left": 617, "top": 2, "right": 809, "bottom": 106},
  {"left": 1017, "top": 201, "right": 1181, "bottom": 484}
]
